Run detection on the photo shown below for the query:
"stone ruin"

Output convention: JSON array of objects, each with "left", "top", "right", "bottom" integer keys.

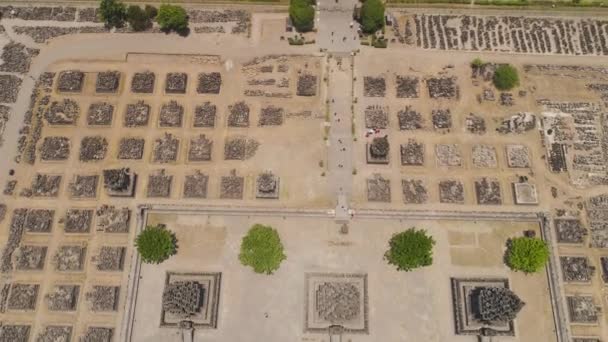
[
  {"left": 118, "top": 137, "right": 145, "bottom": 160},
  {"left": 188, "top": 134, "right": 213, "bottom": 162},
  {"left": 400, "top": 139, "right": 424, "bottom": 166},
  {"left": 57, "top": 70, "right": 84, "bottom": 92},
  {"left": 427, "top": 77, "right": 459, "bottom": 99},
  {"left": 512, "top": 182, "right": 538, "bottom": 205},
  {"left": 22, "top": 174, "right": 62, "bottom": 198},
  {"left": 224, "top": 136, "right": 259, "bottom": 160},
  {"left": 227, "top": 101, "right": 250, "bottom": 127},
  {"left": 0, "top": 42, "right": 39, "bottom": 74},
  {"left": 554, "top": 219, "right": 587, "bottom": 244},
  {"left": 472, "top": 145, "right": 497, "bottom": 168},
  {"left": 183, "top": 171, "right": 209, "bottom": 198},
  {"left": 0, "top": 209, "right": 27, "bottom": 273},
  {"left": 162, "top": 281, "right": 203, "bottom": 318},
  {"left": 86, "top": 286, "right": 119, "bottom": 312},
  {"left": 297, "top": 74, "right": 317, "bottom": 97},
  {"left": 46, "top": 285, "right": 79, "bottom": 311},
  {"left": 197, "top": 72, "right": 222, "bottom": 94},
  {"left": 0, "top": 324, "right": 30, "bottom": 342},
  {"left": 69, "top": 174, "right": 98, "bottom": 199},
  {"left": 3, "top": 180, "right": 16, "bottom": 196},
  {"left": 14, "top": 245, "right": 47, "bottom": 270},
  {"left": 80, "top": 327, "right": 113, "bottom": 342},
  {"left": 24, "top": 209, "right": 54, "bottom": 233},
  {"left": 95, "top": 205, "right": 130, "bottom": 233},
  {"left": 259, "top": 106, "right": 284, "bottom": 126},
  {"left": 396, "top": 76, "right": 419, "bottom": 98},
  {"left": 497, "top": 113, "right": 536, "bottom": 134},
  {"left": 567, "top": 296, "right": 598, "bottom": 323},
  {"left": 363, "top": 76, "right": 386, "bottom": 97},
  {"left": 432, "top": 109, "right": 452, "bottom": 129},
  {"left": 439, "top": 180, "right": 465, "bottom": 204},
  {"left": 62, "top": 209, "right": 93, "bottom": 234},
  {"left": 95, "top": 246, "right": 125, "bottom": 271},
  {"left": 397, "top": 106, "right": 423, "bottom": 130},
  {"left": 505, "top": 144, "right": 531, "bottom": 168},
  {"left": 124, "top": 101, "right": 150, "bottom": 127},
  {"left": 87, "top": 102, "right": 114, "bottom": 126},
  {"left": 79, "top": 136, "right": 108, "bottom": 162},
  {"left": 367, "top": 136, "right": 389, "bottom": 164},
  {"left": 482, "top": 88, "right": 495, "bottom": 101},
  {"left": 159, "top": 100, "right": 184, "bottom": 127},
  {"left": 601, "top": 257, "right": 608, "bottom": 284},
  {"left": 500, "top": 93, "right": 514, "bottom": 106},
  {"left": 36, "top": 326, "right": 72, "bottom": 342},
  {"left": 193, "top": 102, "right": 217, "bottom": 127},
  {"left": 45, "top": 98, "right": 79, "bottom": 125},
  {"left": 53, "top": 245, "right": 86, "bottom": 271},
  {"left": 220, "top": 169, "right": 244, "bottom": 199},
  {"left": 102, "top": 168, "right": 136, "bottom": 197},
  {"left": 560, "top": 256, "right": 595, "bottom": 283},
  {"left": 165, "top": 72, "right": 188, "bottom": 94},
  {"left": 256, "top": 171, "right": 280, "bottom": 199},
  {"left": 96, "top": 71, "right": 120, "bottom": 93},
  {"left": 435, "top": 144, "right": 462, "bottom": 167},
  {"left": 147, "top": 169, "right": 173, "bottom": 198},
  {"left": 7, "top": 283, "right": 39, "bottom": 310},
  {"left": 153, "top": 133, "right": 179, "bottom": 163},
  {"left": 364, "top": 105, "right": 388, "bottom": 129},
  {"left": 131, "top": 71, "right": 155, "bottom": 93},
  {"left": 465, "top": 113, "right": 486, "bottom": 134},
  {"left": 367, "top": 174, "right": 391, "bottom": 202},
  {"left": 475, "top": 178, "right": 502, "bottom": 205},
  {"left": 40, "top": 136, "right": 70, "bottom": 161},
  {"left": 0, "top": 204, "right": 5, "bottom": 223},
  {"left": 316, "top": 282, "right": 360, "bottom": 322},
  {"left": 0, "top": 75, "right": 22, "bottom": 103},
  {"left": 473, "top": 287, "right": 524, "bottom": 324},
  {"left": 402, "top": 179, "right": 428, "bottom": 204}
]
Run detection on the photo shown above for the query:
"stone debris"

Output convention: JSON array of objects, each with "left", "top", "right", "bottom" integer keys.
[
  {"left": 316, "top": 281, "right": 361, "bottom": 322},
  {"left": 0, "top": 209, "right": 27, "bottom": 273},
  {"left": 475, "top": 178, "right": 502, "bottom": 205},
  {"left": 197, "top": 72, "right": 222, "bottom": 94},
  {"left": 188, "top": 9, "right": 250, "bottom": 33},
  {"left": 0, "top": 42, "right": 39, "bottom": 74},
  {"left": 165, "top": 72, "right": 187, "bottom": 94},
  {"left": 96, "top": 71, "right": 120, "bottom": 93},
  {"left": 40, "top": 136, "right": 70, "bottom": 161},
  {"left": 482, "top": 88, "right": 495, "bottom": 101},
  {"left": 0, "top": 324, "right": 30, "bottom": 342},
  {"left": 431, "top": 109, "right": 452, "bottom": 129},
  {"left": 118, "top": 138, "right": 144, "bottom": 160},
  {"left": 505, "top": 145, "right": 531, "bottom": 168},
  {"left": 86, "top": 286, "right": 119, "bottom": 312},
  {"left": 367, "top": 174, "right": 391, "bottom": 202},
  {"left": 26, "top": 174, "right": 62, "bottom": 198},
  {"left": 63, "top": 209, "right": 93, "bottom": 233},
  {"left": 13, "top": 26, "right": 79, "bottom": 43},
  {"left": 259, "top": 106, "right": 284, "bottom": 126},
  {"left": 95, "top": 246, "right": 125, "bottom": 271},
  {"left": 194, "top": 26, "right": 225, "bottom": 34},
  {"left": 554, "top": 219, "right": 586, "bottom": 244},
  {"left": 45, "top": 98, "right": 79, "bottom": 125},
  {"left": 227, "top": 101, "right": 250, "bottom": 127},
  {"left": 159, "top": 100, "right": 184, "bottom": 127},
  {"left": 567, "top": 296, "right": 598, "bottom": 323},
  {"left": 497, "top": 113, "right": 536, "bottom": 134},
  {"left": 0, "top": 204, "right": 5, "bottom": 222},
  {"left": 220, "top": 169, "right": 244, "bottom": 199},
  {"left": 439, "top": 179, "right": 465, "bottom": 204},
  {"left": 24, "top": 209, "right": 54, "bottom": 233},
  {"left": 601, "top": 257, "right": 608, "bottom": 284},
  {"left": 297, "top": 74, "right": 317, "bottom": 96},
  {"left": 465, "top": 113, "right": 486, "bottom": 134},
  {"left": 69, "top": 175, "right": 98, "bottom": 199},
  {"left": 0, "top": 75, "right": 22, "bottom": 103},
  {"left": 363, "top": 76, "right": 386, "bottom": 97},
  {"left": 36, "top": 326, "right": 72, "bottom": 342},
  {"left": 102, "top": 168, "right": 135, "bottom": 197},
  {"left": 153, "top": 133, "right": 179, "bottom": 163},
  {"left": 188, "top": 134, "right": 213, "bottom": 162},
  {"left": 435, "top": 144, "right": 462, "bottom": 167},
  {"left": 131, "top": 71, "right": 155, "bottom": 93},
  {"left": 87, "top": 102, "right": 114, "bottom": 126},
  {"left": 147, "top": 169, "right": 173, "bottom": 198},
  {"left": 163, "top": 281, "right": 203, "bottom": 317},
  {"left": 0, "top": 6, "right": 76, "bottom": 21},
  {"left": 364, "top": 105, "right": 388, "bottom": 129},
  {"left": 500, "top": 92, "right": 514, "bottom": 106},
  {"left": 183, "top": 170, "right": 209, "bottom": 198},
  {"left": 256, "top": 171, "right": 279, "bottom": 199},
  {"left": 427, "top": 77, "right": 459, "bottom": 99},
  {"left": 57, "top": 70, "right": 84, "bottom": 93},
  {"left": 124, "top": 101, "right": 150, "bottom": 127},
  {"left": 224, "top": 136, "right": 259, "bottom": 160},
  {"left": 14, "top": 245, "right": 47, "bottom": 270},
  {"left": 2, "top": 180, "right": 14, "bottom": 195},
  {"left": 0, "top": 105, "right": 9, "bottom": 146},
  {"left": 396, "top": 76, "right": 419, "bottom": 98},
  {"left": 247, "top": 78, "right": 276, "bottom": 86},
  {"left": 472, "top": 144, "right": 497, "bottom": 168},
  {"left": 78, "top": 7, "right": 100, "bottom": 22},
  {"left": 193, "top": 102, "right": 217, "bottom": 127},
  {"left": 397, "top": 106, "right": 423, "bottom": 130},
  {"left": 79, "top": 136, "right": 108, "bottom": 162},
  {"left": 96, "top": 205, "right": 130, "bottom": 233},
  {"left": 402, "top": 179, "right": 428, "bottom": 204},
  {"left": 53, "top": 245, "right": 86, "bottom": 271},
  {"left": 560, "top": 256, "right": 594, "bottom": 283},
  {"left": 80, "top": 327, "right": 113, "bottom": 342},
  {"left": 47, "top": 285, "right": 79, "bottom": 311},
  {"left": 400, "top": 139, "right": 424, "bottom": 166},
  {"left": 7, "top": 283, "right": 39, "bottom": 310}
]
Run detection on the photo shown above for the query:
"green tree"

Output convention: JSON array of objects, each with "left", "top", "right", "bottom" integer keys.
[
  {"left": 157, "top": 4, "right": 189, "bottom": 33},
  {"left": 239, "top": 224, "right": 286, "bottom": 274},
  {"left": 289, "top": 0, "right": 315, "bottom": 33},
  {"left": 506, "top": 237, "right": 549, "bottom": 273},
  {"left": 385, "top": 228, "right": 435, "bottom": 272},
  {"left": 126, "top": 5, "right": 152, "bottom": 32},
  {"left": 471, "top": 57, "right": 485, "bottom": 69},
  {"left": 493, "top": 64, "right": 520, "bottom": 90},
  {"left": 99, "top": 0, "right": 127, "bottom": 28},
  {"left": 144, "top": 5, "right": 158, "bottom": 19},
  {"left": 135, "top": 224, "right": 177, "bottom": 264},
  {"left": 360, "top": 0, "right": 385, "bottom": 34}
]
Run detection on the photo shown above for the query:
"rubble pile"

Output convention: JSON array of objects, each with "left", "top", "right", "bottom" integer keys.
[
  {"left": 497, "top": 113, "right": 536, "bottom": 134},
  {"left": 316, "top": 282, "right": 361, "bottom": 322},
  {"left": 131, "top": 71, "right": 155, "bottom": 93},
  {"left": 431, "top": 109, "right": 452, "bottom": 129},
  {"left": 248, "top": 78, "right": 276, "bottom": 86},
  {"left": 0, "top": 325, "right": 30, "bottom": 341},
  {"left": 87, "top": 102, "right": 114, "bottom": 126},
  {"left": 40, "top": 136, "right": 70, "bottom": 161},
  {"left": 197, "top": 72, "right": 222, "bottom": 94},
  {"left": 95, "top": 246, "right": 125, "bottom": 271},
  {"left": 465, "top": 113, "right": 486, "bottom": 134},
  {"left": 183, "top": 170, "right": 209, "bottom": 198},
  {"left": 159, "top": 100, "right": 184, "bottom": 127},
  {"left": 474, "top": 178, "right": 502, "bottom": 205},
  {"left": 102, "top": 168, "right": 134, "bottom": 194},
  {"left": 28, "top": 174, "right": 62, "bottom": 197},
  {"left": 188, "top": 134, "right": 213, "bottom": 161},
  {"left": 554, "top": 219, "right": 587, "bottom": 243},
  {"left": 24, "top": 209, "right": 54, "bottom": 232},
  {"left": 224, "top": 136, "right": 259, "bottom": 160},
  {"left": 80, "top": 327, "right": 113, "bottom": 342},
  {"left": 95, "top": 205, "right": 130, "bottom": 233},
  {"left": 124, "top": 100, "right": 150, "bottom": 127},
  {"left": 2, "top": 180, "right": 15, "bottom": 195},
  {"left": 63, "top": 209, "right": 93, "bottom": 233},
  {"left": 53, "top": 245, "right": 86, "bottom": 271},
  {"left": 472, "top": 144, "right": 497, "bottom": 168},
  {"left": 398, "top": 106, "right": 423, "bottom": 130},
  {"left": 147, "top": 170, "right": 173, "bottom": 198},
  {"left": 153, "top": 133, "right": 179, "bottom": 163},
  {"left": 220, "top": 169, "right": 244, "bottom": 199},
  {"left": 0, "top": 209, "right": 27, "bottom": 273},
  {"left": 259, "top": 106, "right": 284, "bottom": 126},
  {"left": 79, "top": 136, "right": 108, "bottom": 162},
  {"left": 14, "top": 245, "right": 47, "bottom": 270},
  {"left": 439, "top": 179, "right": 465, "bottom": 203},
  {"left": 256, "top": 171, "right": 279, "bottom": 199},
  {"left": 45, "top": 99, "right": 80, "bottom": 125},
  {"left": 47, "top": 285, "right": 79, "bottom": 311},
  {"left": 506, "top": 145, "right": 531, "bottom": 168},
  {"left": 77, "top": 7, "right": 100, "bottom": 22},
  {"left": 0, "top": 42, "right": 39, "bottom": 73},
  {"left": 500, "top": 92, "right": 514, "bottom": 106},
  {"left": 396, "top": 76, "right": 419, "bottom": 98},
  {"left": 435, "top": 144, "right": 462, "bottom": 167},
  {"left": 193, "top": 102, "right": 217, "bottom": 127},
  {"left": 402, "top": 179, "right": 428, "bottom": 204},
  {"left": 427, "top": 77, "right": 459, "bottom": 99},
  {"left": 95, "top": 71, "right": 120, "bottom": 93},
  {"left": 482, "top": 88, "right": 495, "bottom": 101},
  {"left": 560, "top": 256, "right": 594, "bottom": 283},
  {"left": 194, "top": 26, "right": 225, "bottom": 34},
  {"left": 57, "top": 70, "right": 84, "bottom": 92},
  {"left": 369, "top": 135, "right": 389, "bottom": 161},
  {"left": 400, "top": 139, "right": 424, "bottom": 166},
  {"left": 0, "top": 75, "right": 22, "bottom": 103},
  {"left": 7, "top": 283, "right": 39, "bottom": 310},
  {"left": 364, "top": 105, "right": 388, "bottom": 129},
  {"left": 165, "top": 72, "right": 187, "bottom": 94},
  {"left": 363, "top": 76, "right": 386, "bottom": 97},
  {"left": 118, "top": 138, "right": 145, "bottom": 160},
  {"left": 367, "top": 174, "right": 391, "bottom": 202},
  {"left": 297, "top": 74, "right": 318, "bottom": 96},
  {"left": 227, "top": 101, "right": 250, "bottom": 127},
  {"left": 162, "top": 281, "right": 203, "bottom": 317},
  {"left": 86, "top": 286, "right": 119, "bottom": 312},
  {"left": 68, "top": 175, "right": 98, "bottom": 199},
  {"left": 0, "top": 6, "right": 77, "bottom": 21}
]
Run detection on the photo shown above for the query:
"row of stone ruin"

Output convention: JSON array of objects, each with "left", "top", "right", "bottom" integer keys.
[
  {"left": 13, "top": 243, "right": 124, "bottom": 272},
  {"left": 363, "top": 76, "right": 458, "bottom": 99},
  {"left": 0, "top": 324, "right": 112, "bottom": 342},
  {"left": 0, "top": 6, "right": 99, "bottom": 22},
  {"left": 411, "top": 14, "right": 608, "bottom": 56}
]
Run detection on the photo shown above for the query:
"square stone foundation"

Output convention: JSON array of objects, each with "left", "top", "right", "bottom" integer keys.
[
  {"left": 365, "top": 144, "right": 389, "bottom": 165},
  {"left": 512, "top": 182, "right": 538, "bottom": 205}
]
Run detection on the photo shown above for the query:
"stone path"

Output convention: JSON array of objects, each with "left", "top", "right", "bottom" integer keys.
[{"left": 316, "top": 0, "right": 360, "bottom": 53}]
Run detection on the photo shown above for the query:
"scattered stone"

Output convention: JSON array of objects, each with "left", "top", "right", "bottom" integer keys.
[
  {"left": 86, "top": 286, "right": 119, "bottom": 312},
  {"left": 482, "top": 88, "right": 495, "bottom": 101},
  {"left": 53, "top": 245, "right": 86, "bottom": 271},
  {"left": 197, "top": 72, "right": 222, "bottom": 94},
  {"left": 439, "top": 179, "right": 465, "bottom": 204},
  {"left": 567, "top": 296, "right": 598, "bottom": 323},
  {"left": 427, "top": 77, "right": 458, "bottom": 99},
  {"left": 554, "top": 219, "right": 586, "bottom": 244},
  {"left": 102, "top": 168, "right": 136, "bottom": 197},
  {"left": 402, "top": 179, "right": 428, "bottom": 204},
  {"left": 47, "top": 285, "right": 79, "bottom": 311},
  {"left": 431, "top": 109, "right": 451, "bottom": 129},
  {"left": 256, "top": 171, "right": 279, "bottom": 199},
  {"left": 364, "top": 105, "right": 388, "bottom": 129},
  {"left": 472, "top": 144, "right": 497, "bottom": 168},
  {"left": 79, "top": 136, "right": 108, "bottom": 162},
  {"left": 40, "top": 136, "right": 70, "bottom": 161},
  {"left": 183, "top": 170, "right": 208, "bottom": 198},
  {"left": 396, "top": 76, "right": 419, "bottom": 98},
  {"left": 0, "top": 209, "right": 27, "bottom": 273},
  {"left": 224, "top": 136, "right": 259, "bottom": 160},
  {"left": 0, "top": 42, "right": 39, "bottom": 74},
  {"left": 397, "top": 106, "right": 423, "bottom": 130},
  {"left": 193, "top": 102, "right": 216, "bottom": 127},
  {"left": 24, "top": 209, "right": 54, "bottom": 233},
  {"left": 367, "top": 174, "right": 391, "bottom": 202},
  {"left": 500, "top": 92, "right": 514, "bottom": 106},
  {"left": 0, "top": 324, "right": 30, "bottom": 342},
  {"left": 26, "top": 174, "right": 62, "bottom": 198},
  {"left": 57, "top": 70, "right": 84, "bottom": 93},
  {"left": 188, "top": 134, "right": 213, "bottom": 161},
  {"left": 36, "top": 326, "right": 72, "bottom": 342},
  {"left": 560, "top": 256, "right": 594, "bottom": 283},
  {"left": 159, "top": 100, "right": 184, "bottom": 127},
  {"left": 165, "top": 72, "right": 187, "bottom": 94},
  {"left": 131, "top": 71, "right": 155, "bottom": 93},
  {"left": 147, "top": 169, "right": 173, "bottom": 198},
  {"left": 227, "top": 101, "right": 250, "bottom": 127},
  {"left": 3, "top": 180, "right": 16, "bottom": 195},
  {"left": 153, "top": 133, "right": 179, "bottom": 163},
  {"left": 0, "top": 204, "right": 5, "bottom": 222},
  {"left": 0, "top": 75, "right": 22, "bottom": 103},
  {"left": 259, "top": 106, "right": 284, "bottom": 126},
  {"left": 80, "top": 327, "right": 113, "bottom": 342},
  {"left": 45, "top": 99, "right": 79, "bottom": 125},
  {"left": 87, "top": 102, "right": 114, "bottom": 126},
  {"left": 601, "top": 257, "right": 608, "bottom": 284},
  {"left": 400, "top": 139, "right": 424, "bottom": 166},
  {"left": 96, "top": 205, "right": 130, "bottom": 233},
  {"left": 475, "top": 178, "right": 502, "bottom": 205},
  {"left": 7, "top": 283, "right": 39, "bottom": 310},
  {"left": 297, "top": 74, "right": 317, "bottom": 96},
  {"left": 14, "top": 245, "right": 47, "bottom": 270},
  {"left": 63, "top": 209, "right": 93, "bottom": 233},
  {"left": 220, "top": 169, "right": 244, "bottom": 199},
  {"left": 95, "top": 71, "right": 120, "bottom": 93},
  {"left": 69, "top": 174, "right": 98, "bottom": 199},
  {"left": 124, "top": 101, "right": 150, "bottom": 127},
  {"left": 506, "top": 145, "right": 531, "bottom": 168},
  {"left": 465, "top": 113, "right": 486, "bottom": 134},
  {"left": 497, "top": 113, "right": 536, "bottom": 134},
  {"left": 117, "top": 138, "right": 144, "bottom": 160},
  {"left": 435, "top": 144, "right": 462, "bottom": 167},
  {"left": 95, "top": 246, "right": 125, "bottom": 271}
]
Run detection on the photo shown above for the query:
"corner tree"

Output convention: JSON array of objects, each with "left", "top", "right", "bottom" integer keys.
[
  {"left": 157, "top": 4, "right": 189, "bottom": 33},
  {"left": 135, "top": 224, "right": 177, "bottom": 264},
  {"left": 505, "top": 236, "right": 549, "bottom": 273},
  {"left": 99, "top": 0, "right": 126, "bottom": 28},
  {"left": 359, "top": 0, "right": 385, "bottom": 34},
  {"left": 126, "top": 5, "right": 152, "bottom": 32},
  {"left": 239, "top": 224, "right": 286, "bottom": 274},
  {"left": 385, "top": 228, "right": 435, "bottom": 271},
  {"left": 289, "top": 0, "right": 315, "bottom": 33},
  {"left": 493, "top": 64, "right": 519, "bottom": 91}
]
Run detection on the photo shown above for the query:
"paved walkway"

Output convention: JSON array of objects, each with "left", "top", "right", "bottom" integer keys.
[{"left": 316, "top": 0, "right": 360, "bottom": 52}]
